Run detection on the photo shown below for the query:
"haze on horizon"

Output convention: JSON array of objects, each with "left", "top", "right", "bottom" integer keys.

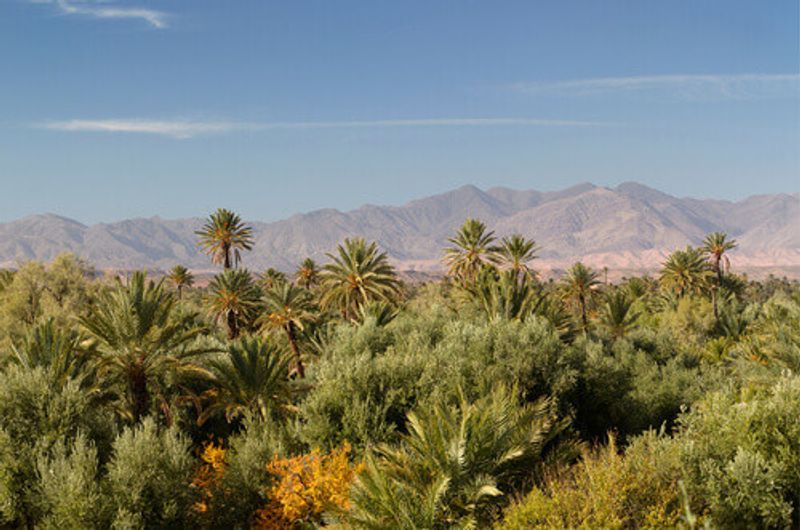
[{"left": 1, "top": 0, "right": 798, "bottom": 224}]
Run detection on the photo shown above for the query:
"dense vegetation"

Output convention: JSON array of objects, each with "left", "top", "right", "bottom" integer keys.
[{"left": 0, "top": 209, "right": 798, "bottom": 529}]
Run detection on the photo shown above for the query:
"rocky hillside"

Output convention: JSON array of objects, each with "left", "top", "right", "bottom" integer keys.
[{"left": 1, "top": 182, "right": 798, "bottom": 273}]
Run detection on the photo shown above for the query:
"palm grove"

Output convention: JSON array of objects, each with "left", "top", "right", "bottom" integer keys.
[{"left": 0, "top": 207, "right": 798, "bottom": 528}]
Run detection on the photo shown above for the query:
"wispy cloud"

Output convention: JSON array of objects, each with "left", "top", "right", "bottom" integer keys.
[
  {"left": 33, "top": 0, "right": 168, "bottom": 29},
  {"left": 509, "top": 73, "right": 800, "bottom": 99},
  {"left": 40, "top": 117, "right": 614, "bottom": 139}
]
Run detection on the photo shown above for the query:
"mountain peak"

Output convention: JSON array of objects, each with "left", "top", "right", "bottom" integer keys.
[{"left": 0, "top": 182, "right": 797, "bottom": 273}]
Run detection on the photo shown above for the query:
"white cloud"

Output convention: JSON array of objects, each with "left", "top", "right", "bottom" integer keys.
[
  {"left": 509, "top": 73, "right": 800, "bottom": 99},
  {"left": 41, "top": 120, "right": 242, "bottom": 139},
  {"left": 40, "top": 117, "right": 614, "bottom": 139},
  {"left": 34, "top": 0, "right": 168, "bottom": 29}
]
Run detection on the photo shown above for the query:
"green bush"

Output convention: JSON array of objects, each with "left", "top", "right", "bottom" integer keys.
[
  {"left": 678, "top": 375, "right": 800, "bottom": 528},
  {"left": 35, "top": 434, "right": 104, "bottom": 529},
  {"left": 104, "top": 418, "right": 197, "bottom": 529},
  {"left": 498, "top": 432, "right": 682, "bottom": 529}
]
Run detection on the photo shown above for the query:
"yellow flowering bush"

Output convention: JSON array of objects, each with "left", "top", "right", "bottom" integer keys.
[
  {"left": 192, "top": 442, "right": 228, "bottom": 514},
  {"left": 253, "top": 443, "right": 361, "bottom": 529}
]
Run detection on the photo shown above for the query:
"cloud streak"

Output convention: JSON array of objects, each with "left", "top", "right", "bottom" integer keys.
[
  {"left": 509, "top": 73, "right": 800, "bottom": 99},
  {"left": 34, "top": 0, "right": 168, "bottom": 29},
  {"left": 40, "top": 117, "right": 614, "bottom": 139}
]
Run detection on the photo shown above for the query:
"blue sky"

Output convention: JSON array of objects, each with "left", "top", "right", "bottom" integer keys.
[{"left": 0, "top": 0, "right": 798, "bottom": 223}]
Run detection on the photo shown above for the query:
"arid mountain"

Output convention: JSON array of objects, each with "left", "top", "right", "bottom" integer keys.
[{"left": 1, "top": 183, "right": 798, "bottom": 274}]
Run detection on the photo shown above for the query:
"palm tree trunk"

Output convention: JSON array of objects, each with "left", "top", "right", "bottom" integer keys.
[
  {"left": 285, "top": 323, "right": 305, "bottom": 378},
  {"left": 579, "top": 293, "right": 588, "bottom": 332},
  {"left": 227, "top": 310, "right": 239, "bottom": 340},
  {"left": 712, "top": 286, "right": 719, "bottom": 322},
  {"left": 130, "top": 364, "right": 149, "bottom": 422},
  {"left": 224, "top": 243, "right": 232, "bottom": 270}
]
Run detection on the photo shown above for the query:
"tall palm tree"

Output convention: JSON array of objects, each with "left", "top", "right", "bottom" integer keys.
[
  {"left": 258, "top": 282, "right": 315, "bottom": 378},
  {"left": 659, "top": 246, "right": 712, "bottom": 298},
  {"left": 167, "top": 265, "right": 194, "bottom": 299},
  {"left": 561, "top": 262, "right": 601, "bottom": 332},
  {"left": 195, "top": 208, "right": 254, "bottom": 269},
  {"left": 443, "top": 218, "right": 499, "bottom": 285},
  {"left": 702, "top": 232, "right": 738, "bottom": 321},
  {"left": 295, "top": 258, "right": 320, "bottom": 289},
  {"left": 319, "top": 238, "right": 402, "bottom": 321},
  {"left": 347, "top": 388, "right": 579, "bottom": 529},
  {"left": 202, "top": 337, "right": 292, "bottom": 423},
  {"left": 79, "top": 272, "right": 209, "bottom": 423},
  {"left": 702, "top": 232, "right": 737, "bottom": 283},
  {"left": 207, "top": 269, "right": 262, "bottom": 340},
  {"left": 496, "top": 234, "right": 539, "bottom": 280}
]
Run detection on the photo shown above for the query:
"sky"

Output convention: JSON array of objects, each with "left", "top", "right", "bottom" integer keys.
[{"left": 0, "top": 0, "right": 798, "bottom": 224}]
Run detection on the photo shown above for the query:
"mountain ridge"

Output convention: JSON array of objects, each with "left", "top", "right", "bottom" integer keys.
[{"left": 1, "top": 183, "right": 798, "bottom": 274}]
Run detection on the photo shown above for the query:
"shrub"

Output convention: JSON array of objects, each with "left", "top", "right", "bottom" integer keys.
[
  {"left": 104, "top": 418, "right": 197, "bottom": 529},
  {"left": 195, "top": 417, "right": 289, "bottom": 528},
  {"left": 678, "top": 375, "right": 800, "bottom": 528},
  {"left": 254, "top": 443, "right": 360, "bottom": 528},
  {"left": 35, "top": 434, "right": 104, "bottom": 529},
  {"left": 498, "top": 432, "right": 682, "bottom": 529}
]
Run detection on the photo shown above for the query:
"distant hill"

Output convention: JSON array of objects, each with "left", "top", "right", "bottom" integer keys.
[{"left": 1, "top": 182, "right": 798, "bottom": 275}]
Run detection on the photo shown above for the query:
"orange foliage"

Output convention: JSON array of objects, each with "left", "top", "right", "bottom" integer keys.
[
  {"left": 193, "top": 442, "right": 228, "bottom": 514},
  {"left": 253, "top": 443, "right": 361, "bottom": 529}
]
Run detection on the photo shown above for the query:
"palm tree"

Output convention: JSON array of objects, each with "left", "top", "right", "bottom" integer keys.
[
  {"left": 207, "top": 269, "right": 262, "bottom": 340},
  {"left": 319, "top": 238, "right": 402, "bottom": 321},
  {"left": 167, "top": 265, "right": 194, "bottom": 299},
  {"left": 259, "top": 267, "right": 287, "bottom": 290},
  {"left": 462, "top": 266, "right": 540, "bottom": 322},
  {"left": 347, "top": 388, "right": 579, "bottom": 529},
  {"left": 202, "top": 337, "right": 292, "bottom": 423},
  {"left": 355, "top": 300, "right": 400, "bottom": 327},
  {"left": 11, "top": 319, "right": 94, "bottom": 389},
  {"left": 258, "top": 282, "right": 315, "bottom": 378},
  {"left": 702, "top": 232, "right": 737, "bottom": 283},
  {"left": 659, "top": 246, "right": 712, "bottom": 298},
  {"left": 196, "top": 208, "right": 254, "bottom": 269},
  {"left": 443, "top": 218, "right": 499, "bottom": 285},
  {"left": 598, "top": 290, "right": 639, "bottom": 339},
  {"left": 79, "top": 272, "right": 210, "bottom": 423},
  {"left": 295, "top": 258, "right": 320, "bottom": 289},
  {"left": 702, "top": 232, "right": 737, "bottom": 321},
  {"left": 496, "top": 234, "right": 539, "bottom": 280},
  {"left": 561, "top": 262, "right": 601, "bottom": 332}
]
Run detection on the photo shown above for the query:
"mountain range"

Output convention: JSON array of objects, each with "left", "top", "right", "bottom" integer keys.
[{"left": 2, "top": 182, "right": 799, "bottom": 276}]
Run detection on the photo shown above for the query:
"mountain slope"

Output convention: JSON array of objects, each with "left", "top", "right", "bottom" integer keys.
[{"left": 0, "top": 183, "right": 798, "bottom": 272}]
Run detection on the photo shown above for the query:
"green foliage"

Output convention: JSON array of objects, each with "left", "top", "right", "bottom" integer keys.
[
  {"left": 660, "top": 246, "right": 712, "bottom": 298},
  {"left": 0, "top": 228, "right": 799, "bottom": 528},
  {"left": 444, "top": 218, "right": 499, "bottom": 285},
  {"left": 201, "top": 417, "right": 289, "bottom": 528},
  {"left": 299, "top": 315, "right": 580, "bottom": 451},
  {"left": 195, "top": 208, "right": 254, "bottom": 269},
  {"left": 104, "top": 418, "right": 197, "bottom": 529},
  {"left": 206, "top": 268, "right": 262, "bottom": 340},
  {"left": 35, "top": 434, "right": 104, "bottom": 529},
  {"left": 80, "top": 271, "right": 211, "bottom": 422},
  {"left": 677, "top": 375, "right": 800, "bottom": 528},
  {"left": 498, "top": 432, "right": 682, "bottom": 529},
  {"left": 319, "top": 237, "right": 402, "bottom": 320},
  {"left": 0, "top": 365, "right": 112, "bottom": 526},
  {"left": 347, "top": 388, "right": 580, "bottom": 529},
  {"left": 204, "top": 336, "right": 293, "bottom": 423}
]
